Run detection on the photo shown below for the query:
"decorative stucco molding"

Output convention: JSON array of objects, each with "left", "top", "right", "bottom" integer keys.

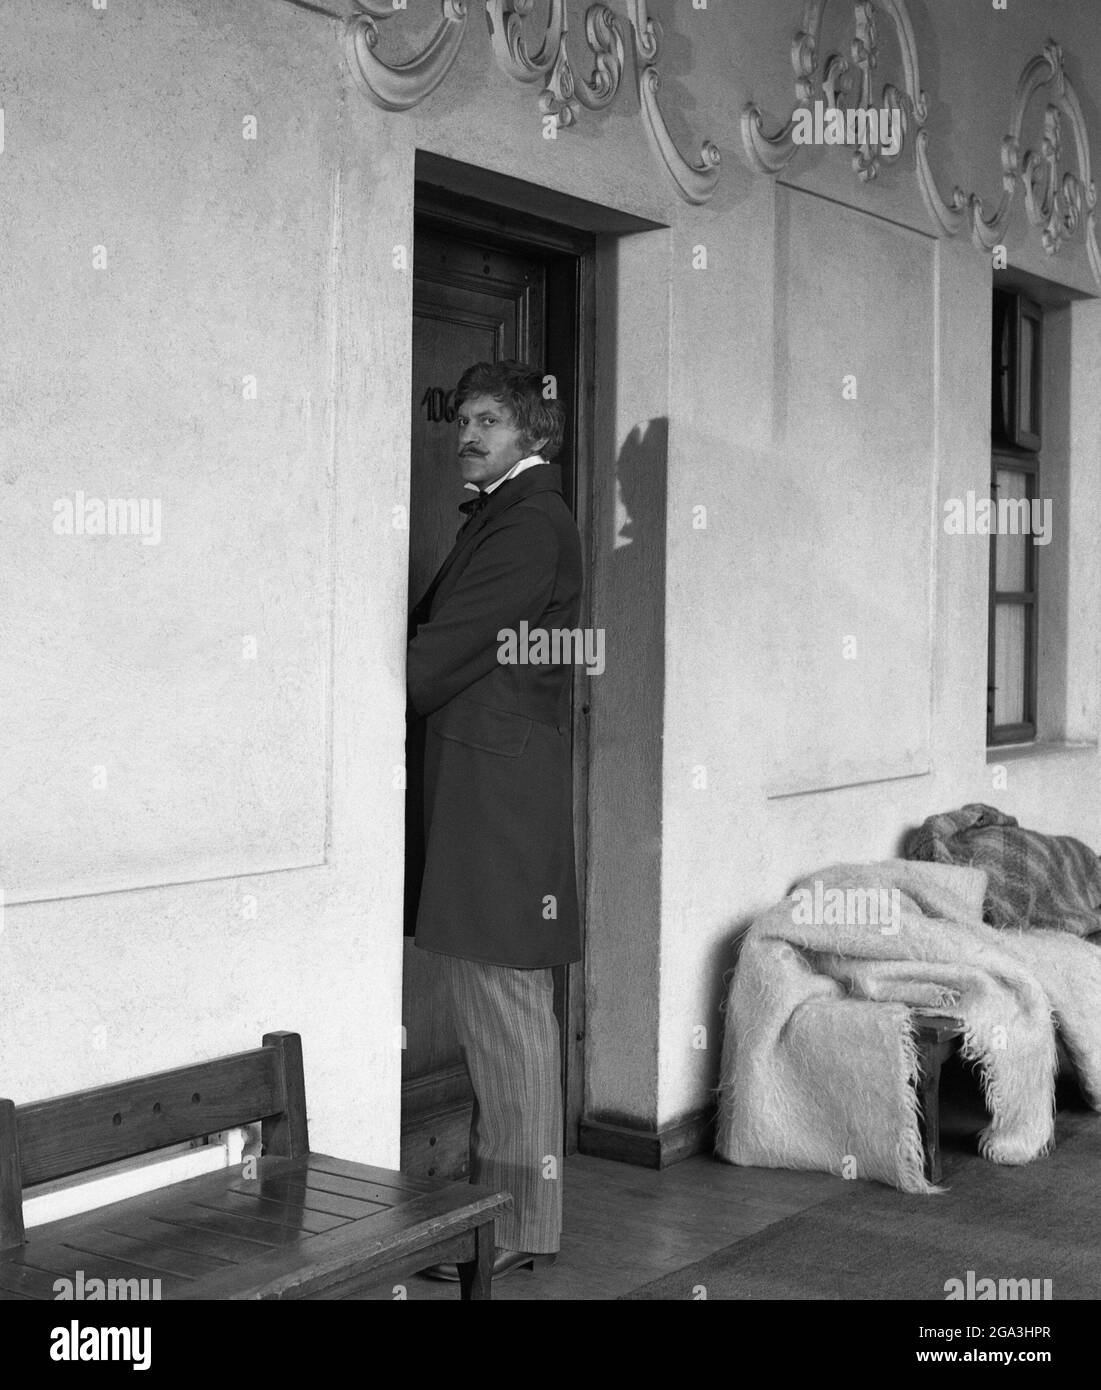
[
  {"left": 741, "top": 1, "right": 1101, "bottom": 286},
  {"left": 917, "top": 41, "right": 1100, "bottom": 284},
  {"left": 515, "top": 2, "right": 626, "bottom": 130},
  {"left": 742, "top": 0, "right": 926, "bottom": 183},
  {"left": 343, "top": 0, "right": 720, "bottom": 205},
  {"left": 344, "top": 0, "right": 470, "bottom": 112},
  {"left": 627, "top": 0, "right": 721, "bottom": 205}
]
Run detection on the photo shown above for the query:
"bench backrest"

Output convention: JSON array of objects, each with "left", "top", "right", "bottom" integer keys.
[{"left": 0, "top": 1031, "right": 308, "bottom": 1249}]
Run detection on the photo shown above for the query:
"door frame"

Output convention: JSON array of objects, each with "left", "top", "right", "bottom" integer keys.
[{"left": 412, "top": 181, "right": 596, "bottom": 1153}]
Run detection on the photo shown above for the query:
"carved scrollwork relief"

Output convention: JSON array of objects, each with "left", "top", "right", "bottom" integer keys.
[
  {"left": 485, "top": 0, "right": 566, "bottom": 84},
  {"left": 344, "top": 0, "right": 471, "bottom": 113},
  {"left": 741, "top": 1, "right": 1101, "bottom": 287},
  {"left": 741, "top": 0, "right": 927, "bottom": 182},
  {"left": 503, "top": 2, "right": 626, "bottom": 130},
  {"left": 343, "top": 0, "right": 720, "bottom": 205},
  {"left": 627, "top": 0, "right": 720, "bottom": 205},
  {"left": 918, "top": 41, "right": 1100, "bottom": 284},
  {"left": 485, "top": 0, "right": 627, "bottom": 130}
]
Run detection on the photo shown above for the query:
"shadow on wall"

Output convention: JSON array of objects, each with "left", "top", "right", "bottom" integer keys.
[
  {"left": 601, "top": 414, "right": 668, "bottom": 871},
  {"left": 610, "top": 416, "right": 764, "bottom": 1114},
  {"left": 608, "top": 416, "right": 747, "bottom": 1114},
  {"left": 582, "top": 414, "right": 669, "bottom": 1124},
  {"left": 612, "top": 415, "right": 667, "bottom": 550}
]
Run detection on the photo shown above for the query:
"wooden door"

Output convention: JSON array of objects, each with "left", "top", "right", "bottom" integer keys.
[
  {"left": 406, "top": 229, "right": 547, "bottom": 610},
  {"left": 401, "top": 221, "right": 552, "bottom": 1179}
]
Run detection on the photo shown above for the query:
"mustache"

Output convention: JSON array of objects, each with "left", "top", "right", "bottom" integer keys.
[{"left": 460, "top": 447, "right": 486, "bottom": 457}]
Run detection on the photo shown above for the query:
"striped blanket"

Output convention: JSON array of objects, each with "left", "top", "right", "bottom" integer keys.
[{"left": 905, "top": 804, "right": 1101, "bottom": 939}]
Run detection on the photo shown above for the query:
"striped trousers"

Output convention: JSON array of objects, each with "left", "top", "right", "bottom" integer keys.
[{"left": 436, "top": 954, "right": 563, "bottom": 1254}]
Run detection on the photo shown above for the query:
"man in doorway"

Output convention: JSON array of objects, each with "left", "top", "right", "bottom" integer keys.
[{"left": 406, "top": 360, "right": 583, "bottom": 1280}]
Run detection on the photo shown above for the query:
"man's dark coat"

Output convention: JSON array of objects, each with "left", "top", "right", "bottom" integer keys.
[{"left": 405, "top": 463, "right": 583, "bottom": 968}]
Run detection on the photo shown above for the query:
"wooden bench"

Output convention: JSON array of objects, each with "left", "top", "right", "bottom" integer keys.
[
  {"left": 912, "top": 1012, "right": 966, "bottom": 1184},
  {"left": 0, "top": 1031, "right": 511, "bottom": 1300}
]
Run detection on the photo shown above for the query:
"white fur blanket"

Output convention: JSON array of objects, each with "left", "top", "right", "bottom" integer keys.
[{"left": 715, "top": 860, "right": 1101, "bottom": 1193}]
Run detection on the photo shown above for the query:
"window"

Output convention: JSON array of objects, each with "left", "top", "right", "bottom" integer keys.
[{"left": 988, "top": 289, "right": 1042, "bottom": 745}]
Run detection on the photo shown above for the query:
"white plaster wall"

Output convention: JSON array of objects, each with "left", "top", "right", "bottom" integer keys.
[
  {"left": 0, "top": 0, "right": 407, "bottom": 1163},
  {"left": 656, "top": 0, "right": 1101, "bottom": 1125},
  {"left": 3, "top": 0, "right": 1101, "bottom": 1155},
  {"left": 1, "top": 0, "right": 333, "bottom": 898}
]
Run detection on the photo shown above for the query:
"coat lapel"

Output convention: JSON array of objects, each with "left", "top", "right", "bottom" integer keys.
[{"left": 410, "top": 465, "right": 565, "bottom": 624}]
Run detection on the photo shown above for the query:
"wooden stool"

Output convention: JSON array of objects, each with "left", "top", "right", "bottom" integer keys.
[{"left": 911, "top": 1013, "right": 965, "bottom": 1184}]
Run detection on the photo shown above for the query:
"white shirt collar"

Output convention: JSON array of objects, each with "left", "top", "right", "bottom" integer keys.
[{"left": 464, "top": 454, "right": 548, "bottom": 495}]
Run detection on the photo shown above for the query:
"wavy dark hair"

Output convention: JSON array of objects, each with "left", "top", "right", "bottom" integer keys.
[{"left": 454, "top": 360, "right": 566, "bottom": 461}]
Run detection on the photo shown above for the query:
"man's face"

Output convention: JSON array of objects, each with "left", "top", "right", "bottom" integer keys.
[{"left": 456, "top": 393, "right": 534, "bottom": 487}]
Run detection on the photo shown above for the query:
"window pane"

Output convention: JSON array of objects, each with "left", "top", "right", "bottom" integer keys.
[
  {"left": 995, "top": 470, "right": 1028, "bottom": 590},
  {"left": 992, "top": 297, "right": 1012, "bottom": 441},
  {"left": 993, "top": 604, "right": 1026, "bottom": 726},
  {"left": 1019, "top": 312, "right": 1036, "bottom": 437}
]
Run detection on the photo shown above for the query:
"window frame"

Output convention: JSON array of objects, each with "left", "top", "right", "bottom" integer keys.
[
  {"left": 987, "top": 453, "right": 1039, "bottom": 745},
  {"left": 987, "top": 289, "right": 1042, "bottom": 746}
]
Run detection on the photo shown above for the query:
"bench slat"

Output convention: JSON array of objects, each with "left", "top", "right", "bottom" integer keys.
[
  {"left": 228, "top": 1176, "right": 389, "bottom": 1221},
  {"left": 306, "top": 1153, "right": 444, "bottom": 1194},
  {"left": 155, "top": 1205, "right": 316, "bottom": 1249},
  {"left": 98, "top": 1214, "right": 275, "bottom": 1266},
  {"left": 194, "top": 1189, "right": 347, "bottom": 1234},
  {"left": 57, "top": 1228, "right": 234, "bottom": 1280},
  {"left": 171, "top": 1164, "right": 511, "bottom": 1300},
  {"left": 264, "top": 1165, "right": 427, "bottom": 1207},
  {"left": 17, "top": 1155, "right": 306, "bottom": 1247},
  {"left": 299, "top": 1231, "right": 478, "bottom": 1300},
  {"left": 0, "top": 1259, "right": 72, "bottom": 1300},
  {"left": 15, "top": 1048, "right": 285, "bottom": 1187},
  {"left": 10, "top": 1236, "right": 195, "bottom": 1296}
]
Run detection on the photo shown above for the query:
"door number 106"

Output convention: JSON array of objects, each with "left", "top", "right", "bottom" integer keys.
[{"left": 421, "top": 386, "right": 457, "bottom": 424}]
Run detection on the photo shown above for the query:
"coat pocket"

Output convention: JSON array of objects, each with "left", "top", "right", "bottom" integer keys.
[{"left": 429, "top": 697, "right": 533, "bottom": 757}]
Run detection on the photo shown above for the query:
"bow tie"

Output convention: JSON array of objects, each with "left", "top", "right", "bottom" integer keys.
[
  {"left": 458, "top": 491, "right": 491, "bottom": 521},
  {"left": 455, "top": 490, "right": 491, "bottom": 541}
]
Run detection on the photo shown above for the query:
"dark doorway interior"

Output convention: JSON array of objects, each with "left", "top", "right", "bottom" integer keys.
[{"left": 401, "top": 185, "right": 594, "bottom": 1180}]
